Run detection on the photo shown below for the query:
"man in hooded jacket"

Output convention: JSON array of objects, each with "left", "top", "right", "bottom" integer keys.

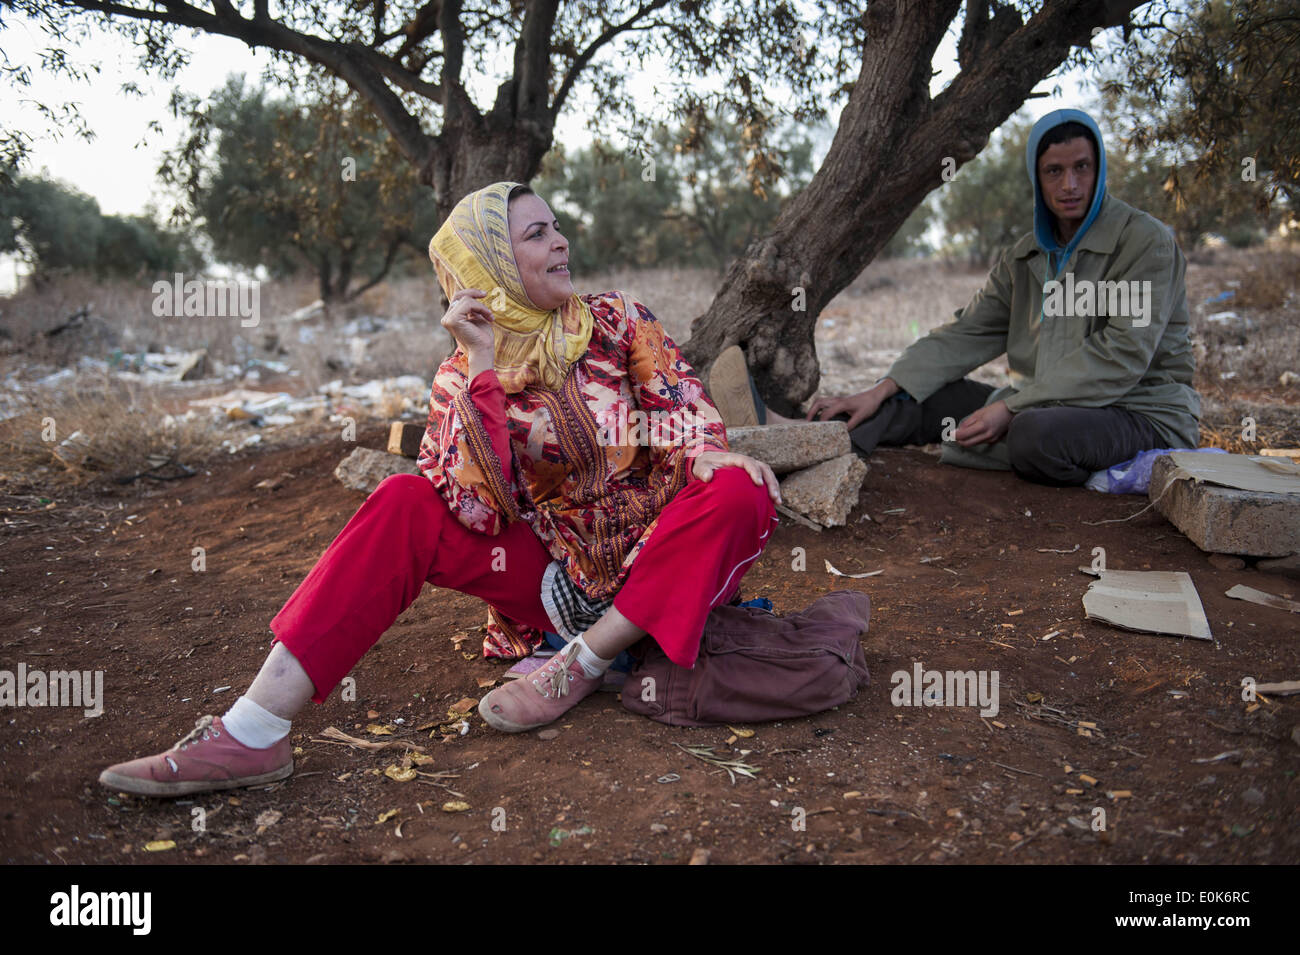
[{"left": 806, "top": 108, "right": 1200, "bottom": 486}]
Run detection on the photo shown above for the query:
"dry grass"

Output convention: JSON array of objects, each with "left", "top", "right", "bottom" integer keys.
[{"left": 0, "top": 373, "right": 228, "bottom": 489}]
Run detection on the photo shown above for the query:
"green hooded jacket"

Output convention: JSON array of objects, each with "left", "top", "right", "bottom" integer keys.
[{"left": 885, "top": 109, "right": 1200, "bottom": 467}]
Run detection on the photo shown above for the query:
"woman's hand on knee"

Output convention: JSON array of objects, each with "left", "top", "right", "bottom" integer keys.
[{"left": 691, "top": 451, "right": 781, "bottom": 505}]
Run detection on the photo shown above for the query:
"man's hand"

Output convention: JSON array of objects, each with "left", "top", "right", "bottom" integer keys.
[
  {"left": 954, "top": 400, "right": 1013, "bottom": 446},
  {"left": 692, "top": 451, "right": 781, "bottom": 505},
  {"left": 806, "top": 378, "right": 900, "bottom": 430}
]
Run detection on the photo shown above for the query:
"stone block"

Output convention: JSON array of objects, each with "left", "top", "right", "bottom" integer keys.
[
  {"left": 726, "top": 421, "right": 851, "bottom": 475},
  {"left": 1150, "top": 454, "right": 1300, "bottom": 557},
  {"left": 387, "top": 421, "right": 424, "bottom": 458},
  {"left": 779, "top": 453, "right": 868, "bottom": 527}
]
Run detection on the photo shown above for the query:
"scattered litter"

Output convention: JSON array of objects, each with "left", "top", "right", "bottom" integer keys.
[
  {"left": 1225, "top": 584, "right": 1300, "bottom": 614},
  {"left": 1036, "top": 544, "right": 1080, "bottom": 554},
  {"left": 1254, "top": 681, "right": 1300, "bottom": 696},
  {"left": 1192, "top": 750, "right": 1241, "bottom": 764},
  {"left": 142, "top": 840, "right": 176, "bottom": 852},
  {"left": 441, "top": 801, "right": 471, "bottom": 813},
  {"left": 1041, "top": 630, "right": 1061, "bottom": 641},
  {"left": 254, "top": 809, "right": 282, "bottom": 829},
  {"left": 548, "top": 824, "right": 593, "bottom": 847},
  {"left": 881, "top": 507, "right": 906, "bottom": 514},
  {"left": 824, "top": 559, "right": 882, "bottom": 578},
  {"left": 1081, "top": 569, "right": 1212, "bottom": 641}
]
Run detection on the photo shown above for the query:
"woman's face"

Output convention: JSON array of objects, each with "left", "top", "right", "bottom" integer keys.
[{"left": 508, "top": 192, "right": 572, "bottom": 311}]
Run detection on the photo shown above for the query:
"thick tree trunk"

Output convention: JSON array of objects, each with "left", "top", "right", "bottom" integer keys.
[
  {"left": 682, "top": 0, "right": 1143, "bottom": 415},
  {"left": 419, "top": 98, "right": 555, "bottom": 222}
]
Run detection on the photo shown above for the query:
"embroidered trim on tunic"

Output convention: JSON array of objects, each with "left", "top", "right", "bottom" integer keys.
[{"left": 451, "top": 390, "right": 521, "bottom": 523}]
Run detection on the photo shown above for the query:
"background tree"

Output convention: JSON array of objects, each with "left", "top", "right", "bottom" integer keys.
[
  {"left": 535, "top": 115, "right": 816, "bottom": 274},
  {"left": 171, "top": 76, "right": 438, "bottom": 302},
  {"left": 936, "top": 114, "right": 1033, "bottom": 267},
  {"left": 0, "top": 173, "right": 198, "bottom": 284},
  {"left": 1099, "top": 0, "right": 1299, "bottom": 218},
  {"left": 7, "top": 0, "right": 1150, "bottom": 408}
]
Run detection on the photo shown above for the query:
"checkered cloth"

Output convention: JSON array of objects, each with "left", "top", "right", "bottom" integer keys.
[{"left": 541, "top": 561, "right": 613, "bottom": 641}]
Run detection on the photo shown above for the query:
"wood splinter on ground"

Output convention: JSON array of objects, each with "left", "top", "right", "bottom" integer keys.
[{"left": 314, "top": 725, "right": 429, "bottom": 754}]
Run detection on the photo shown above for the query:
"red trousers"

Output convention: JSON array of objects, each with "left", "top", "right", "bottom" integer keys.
[{"left": 271, "top": 467, "right": 777, "bottom": 702}]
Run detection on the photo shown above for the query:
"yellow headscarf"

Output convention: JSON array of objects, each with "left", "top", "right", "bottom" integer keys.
[{"left": 429, "top": 181, "right": 593, "bottom": 393}]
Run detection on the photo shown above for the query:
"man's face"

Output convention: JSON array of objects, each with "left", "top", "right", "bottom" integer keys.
[{"left": 1036, "top": 136, "right": 1097, "bottom": 234}]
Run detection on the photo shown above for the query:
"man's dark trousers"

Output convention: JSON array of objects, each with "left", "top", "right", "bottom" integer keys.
[{"left": 843, "top": 378, "right": 1168, "bottom": 486}]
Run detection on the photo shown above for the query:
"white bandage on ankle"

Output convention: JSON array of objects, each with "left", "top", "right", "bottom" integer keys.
[{"left": 222, "top": 695, "right": 292, "bottom": 749}]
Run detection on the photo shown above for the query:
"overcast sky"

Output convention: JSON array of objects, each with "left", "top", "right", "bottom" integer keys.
[{"left": 1, "top": 11, "right": 1097, "bottom": 222}]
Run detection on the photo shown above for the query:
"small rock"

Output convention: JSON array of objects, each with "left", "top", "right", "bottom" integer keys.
[
  {"left": 650, "top": 823, "right": 668, "bottom": 834},
  {"left": 1258, "top": 554, "right": 1300, "bottom": 579},
  {"left": 688, "top": 848, "right": 711, "bottom": 865},
  {"left": 537, "top": 729, "right": 560, "bottom": 740},
  {"left": 778, "top": 453, "right": 868, "bottom": 527},
  {"left": 1242, "top": 787, "right": 1265, "bottom": 806},
  {"left": 1003, "top": 800, "right": 1024, "bottom": 817},
  {"left": 1208, "top": 553, "right": 1246, "bottom": 571},
  {"left": 334, "top": 447, "right": 420, "bottom": 494}
]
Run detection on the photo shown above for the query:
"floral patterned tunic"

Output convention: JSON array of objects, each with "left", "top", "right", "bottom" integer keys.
[{"left": 417, "top": 290, "right": 729, "bottom": 657}]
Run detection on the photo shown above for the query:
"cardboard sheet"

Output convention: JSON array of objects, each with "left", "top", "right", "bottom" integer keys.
[
  {"left": 1164, "top": 452, "right": 1300, "bottom": 495},
  {"left": 1225, "top": 584, "right": 1300, "bottom": 614},
  {"left": 1082, "top": 569, "right": 1212, "bottom": 640}
]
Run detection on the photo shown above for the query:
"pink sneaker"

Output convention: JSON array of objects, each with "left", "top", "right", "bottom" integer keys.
[
  {"left": 478, "top": 643, "right": 604, "bottom": 732},
  {"left": 98, "top": 715, "right": 293, "bottom": 797}
]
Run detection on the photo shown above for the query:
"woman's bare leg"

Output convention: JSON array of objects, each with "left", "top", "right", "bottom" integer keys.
[
  {"left": 244, "top": 642, "right": 316, "bottom": 721},
  {"left": 580, "top": 605, "right": 646, "bottom": 659}
]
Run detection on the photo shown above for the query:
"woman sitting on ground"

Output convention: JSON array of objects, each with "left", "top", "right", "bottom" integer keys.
[{"left": 99, "top": 181, "right": 781, "bottom": 797}]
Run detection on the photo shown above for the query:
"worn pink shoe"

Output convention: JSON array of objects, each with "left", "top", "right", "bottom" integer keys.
[
  {"left": 98, "top": 715, "right": 293, "bottom": 797},
  {"left": 479, "top": 643, "right": 604, "bottom": 732}
]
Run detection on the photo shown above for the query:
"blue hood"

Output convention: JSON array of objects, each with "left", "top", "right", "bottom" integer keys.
[{"left": 1026, "top": 108, "right": 1107, "bottom": 276}]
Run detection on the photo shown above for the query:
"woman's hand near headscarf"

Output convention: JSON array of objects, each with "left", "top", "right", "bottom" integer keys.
[
  {"left": 441, "top": 288, "right": 497, "bottom": 377},
  {"left": 692, "top": 451, "right": 781, "bottom": 505}
]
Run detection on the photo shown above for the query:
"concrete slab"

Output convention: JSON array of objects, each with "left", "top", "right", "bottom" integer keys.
[
  {"left": 727, "top": 421, "right": 850, "bottom": 475},
  {"left": 1150, "top": 453, "right": 1300, "bottom": 557}
]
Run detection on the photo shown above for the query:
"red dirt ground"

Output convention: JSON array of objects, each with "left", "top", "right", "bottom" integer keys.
[{"left": 1, "top": 428, "right": 1297, "bottom": 865}]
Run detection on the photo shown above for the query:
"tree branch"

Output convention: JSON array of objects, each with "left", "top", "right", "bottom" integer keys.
[
  {"left": 52, "top": 0, "right": 437, "bottom": 170},
  {"left": 553, "top": 0, "right": 671, "bottom": 117}
]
